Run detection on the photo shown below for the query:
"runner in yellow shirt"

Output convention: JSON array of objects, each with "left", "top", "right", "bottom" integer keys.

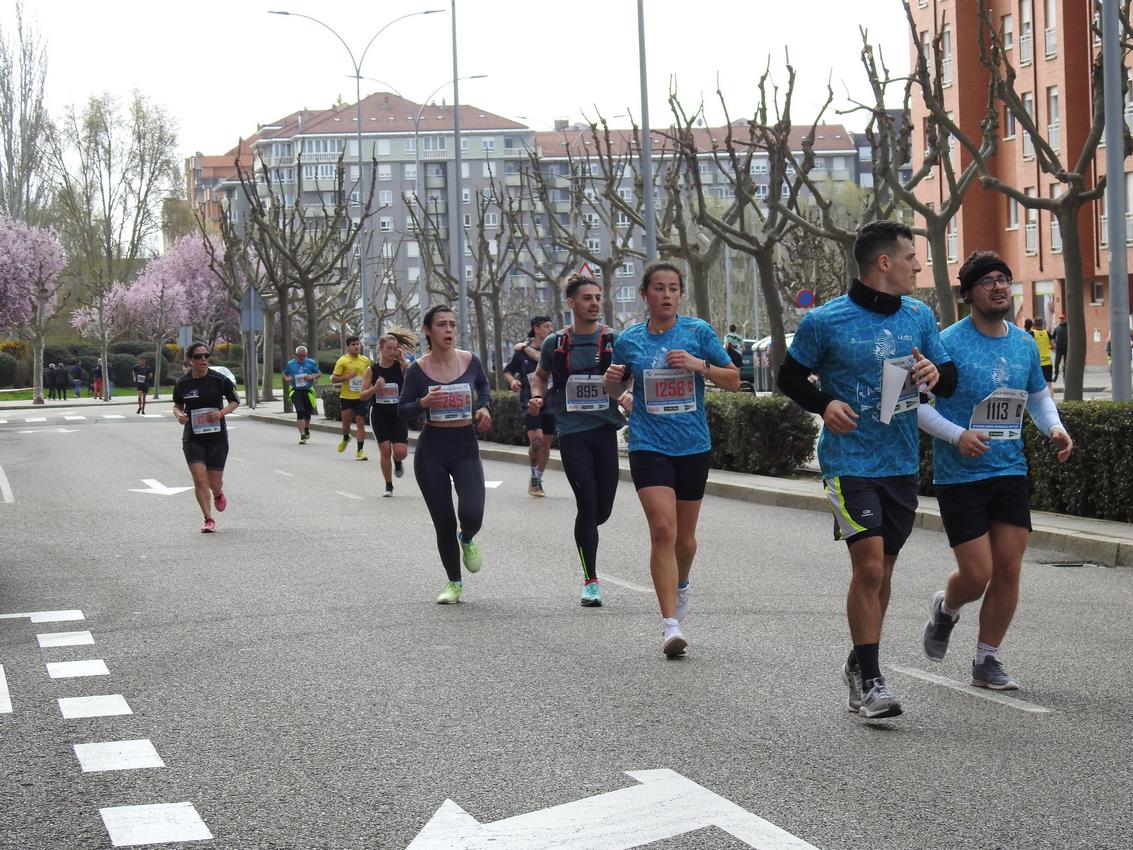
[
  {"left": 1032, "top": 317, "right": 1053, "bottom": 387},
  {"left": 331, "top": 335, "right": 371, "bottom": 460}
]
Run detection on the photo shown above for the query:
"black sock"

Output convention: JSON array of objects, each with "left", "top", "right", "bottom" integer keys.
[
  {"left": 854, "top": 643, "right": 881, "bottom": 685},
  {"left": 357, "top": 439, "right": 364, "bottom": 452}
]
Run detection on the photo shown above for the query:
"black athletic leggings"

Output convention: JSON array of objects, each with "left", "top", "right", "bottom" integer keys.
[
  {"left": 414, "top": 425, "right": 485, "bottom": 582},
  {"left": 558, "top": 424, "right": 620, "bottom": 582}
]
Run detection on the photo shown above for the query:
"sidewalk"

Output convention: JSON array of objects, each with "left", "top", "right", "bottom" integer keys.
[{"left": 240, "top": 398, "right": 1133, "bottom": 568}]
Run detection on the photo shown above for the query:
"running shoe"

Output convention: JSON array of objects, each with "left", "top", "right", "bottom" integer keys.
[
  {"left": 299, "top": 434, "right": 308, "bottom": 444},
  {"left": 460, "top": 539, "right": 482, "bottom": 573},
  {"left": 971, "top": 656, "right": 1019, "bottom": 690},
  {"left": 580, "top": 581, "right": 603, "bottom": 607},
  {"left": 336, "top": 437, "right": 348, "bottom": 453},
  {"left": 841, "top": 660, "right": 863, "bottom": 713},
  {"left": 859, "top": 677, "right": 903, "bottom": 719},
  {"left": 436, "top": 581, "right": 462, "bottom": 604},
  {"left": 303, "top": 428, "right": 310, "bottom": 439},
  {"left": 200, "top": 518, "right": 216, "bottom": 534},
  {"left": 676, "top": 584, "right": 691, "bottom": 623},
  {"left": 394, "top": 459, "right": 404, "bottom": 478},
  {"left": 662, "top": 619, "right": 687, "bottom": 657},
  {"left": 528, "top": 476, "right": 544, "bottom": 496},
  {"left": 922, "top": 590, "right": 957, "bottom": 662},
  {"left": 356, "top": 449, "right": 368, "bottom": 461},
  {"left": 214, "top": 491, "right": 227, "bottom": 512},
  {"left": 383, "top": 483, "right": 393, "bottom": 498}
]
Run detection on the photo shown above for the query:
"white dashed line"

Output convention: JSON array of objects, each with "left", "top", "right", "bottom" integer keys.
[
  {"left": 601, "top": 574, "right": 654, "bottom": 594},
  {"left": 23, "top": 416, "right": 45, "bottom": 422},
  {"left": 99, "top": 802, "right": 213, "bottom": 845},
  {"left": 0, "top": 462, "right": 12, "bottom": 504},
  {"left": 102, "top": 414, "right": 126, "bottom": 420},
  {"left": 273, "top": 470, "right": 295, "bottom": 477},
  {"left": 140, "top": 413, "right": 164, "bottom": 418},
  {"left": 64, "top": 415, "right": 86, "bottom": 421},
  {"left": 484, "top": 480, "right": 503, "bottom": 488},
  {"left": 334, "top": 491, "right": 365, "bottom": 500},
  {"left": 888, "top": 664, "right": 1055, "bottom": 714},
  {"left": 58, "top": 694, "right": 132, "bottom": 719},
  {"left": 47, "top": 659, "right": 110, "bottom": 679},
  {"left": 0, "top": 418, "right": 7, "bottom": 424},
  {"left": 37, "top": 630, "right": 95, "bottom": 647},
  {"left": 0, "top": 609, "right": 84, "bottom": 623},
  {"left": 0, "top": 664, "right": 11, "bottom": 713},
  {"left": 74, "top": 739, "right": 165, "bottom": 773}
]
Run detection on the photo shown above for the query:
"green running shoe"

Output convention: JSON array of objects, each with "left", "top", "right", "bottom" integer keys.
[
  {"left": 436, "top": 581, "right": 462, "bottom": 604},
  {"left": 460, "top": 539, "right": 482, "bottom": 573}
]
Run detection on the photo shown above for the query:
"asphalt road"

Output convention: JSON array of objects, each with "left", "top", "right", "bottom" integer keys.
[{"left": 1, "top": 406, "right": 1130, "bottom": 849}]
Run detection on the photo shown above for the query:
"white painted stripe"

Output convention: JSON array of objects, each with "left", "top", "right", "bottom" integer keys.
[
  {"left": 74, "top": 739, "right": 164, "bottom": 773},
  {"left": 47, "top": 659, "right": 109, "bottom": 679},
  {"left": 601, "top": 573, "right": 654, "bottom": 594},
  {"left": 100, "top": 802, "right": 213, "bottom": 845},
  {"left": 102, "top": 414, "right": 126, "bottom": 420},
  {"left": 226, "top": 413, "right": 242, "bottom": 418},
  {"left": 37, "top": 630, "right": 95, "bottom": 648},
  {"left": 0, "top": 609, "right": 84, "bottom": 622},
  {"left": 64, "top": 415, "right": 86, "bottom": 421},
  {"left": 24, "top": 416, "right": 46, "bottom": 422},
  {"left": 140, "top": 413, "right": 164, "bottom": 418},
  {"left": 334, "top": 491, "right": 365, "bottom": 500},
  {"left": 273, "top": 469, "right": 295, "bottom": 477},
  {"left": 0, "top": 462, "right": 12, "bottom": 504},
  {"left": 58, "top": 694, "right": 132, "bottom": 719},
  {"left": 889, "top": 664, "right": 1054, "bottom": 714},
  {"left": 484, "top": 480, "right": 503, "bottom": 488},
  {"left": 0, "top": 418, "right": 7, "bottom": 424},
  {"left": 0, "top": 664, "right": 11, "bottom": 713}
]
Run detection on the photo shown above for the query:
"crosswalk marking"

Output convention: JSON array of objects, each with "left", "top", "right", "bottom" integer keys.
[
  {"left": 0, "top": 664, "right": 11, "bottom": 713},
  {"left": 0, "top": 609, "right": 85, "bottom": 623},
  {"left": 24, "top": 416, "right": 45, "bottom": 422},
  {"left": 99, "top": 802, "right": 213, "bottom": 845},
  {"left": 74, "top": 739, "right": 164, "bottom": 773},
  {"left": 47, "top": 659, "right": 109, "bottom": 679},
  {"left": 58, "top": 694, "right": 132, "bottom": 719},
  {"left": 64, "top": 415, "right": 86, "bottom": 421},
  {"left": 37, "top": 630, "right": 94, "bottom": 647},
  {"left": 102, "top": 414, "right": 126, "bottom": 420}
]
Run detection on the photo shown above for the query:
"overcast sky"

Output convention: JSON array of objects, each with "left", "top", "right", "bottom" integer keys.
[{"left": 8, "top": 0, "right": 912, "bottom": 160}]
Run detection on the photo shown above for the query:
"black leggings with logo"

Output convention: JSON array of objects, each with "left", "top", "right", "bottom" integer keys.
[
  {"left": 414, "top": 425, "right": 485, "bottom": 582},
  {"left": 558, "top": 424, "right": 620, "bottom": 582}
]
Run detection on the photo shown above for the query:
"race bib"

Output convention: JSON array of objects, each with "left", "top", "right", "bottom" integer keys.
[
  {"left": 970, "top": 388, "right": 1028, "bottom": 440},
  {"left": 348, "top": 375, "right": 363, "bottom": 393},
  {"left": 190, "top": 407, "right": 221, "bottom": 435},
  {"left": 881, "top": 356, "right": 919, "bottom": 420},
  {"left": 375, "top": 382, "right": 399, "bottom": 404},
  {"left": 565, "top": 374, "right": 609, "bottom": 412},
  {"left": 643, "top": 368, "right": 695, "bottom": 415},
  {"left": 294, "top": 373, "right": 310, "bottom": 387},
  {"left": 428, "top": 382, "right": 472, "bottom": 422}
]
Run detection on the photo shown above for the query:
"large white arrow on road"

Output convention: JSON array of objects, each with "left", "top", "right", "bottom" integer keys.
[
  {"left": 128, "top": 479, "right": 192, "bottom": 496},
  {"left": 406, "top": 769, "right": 819, "bottom": 850}
]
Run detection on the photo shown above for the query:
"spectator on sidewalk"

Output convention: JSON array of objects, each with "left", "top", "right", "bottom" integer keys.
[
  {"left": 46, "top": 363, "right": 57, "bottom": 400},
  {"left": 1052, "top": 315, "right": 1068, "bottom": 382},
  {"left": 71, "top": 362, "right": 84, "bottom": 397}
]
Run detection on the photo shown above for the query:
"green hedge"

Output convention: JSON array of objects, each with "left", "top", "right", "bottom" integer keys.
[
  {"left": 0, "top": 351, "right": 16, "bottom": 387},
  {"left": 705, "top": 392, "right": 818, "bottom": 476},
  {"left": 479, "top": 389, "right": 538, "bottom": 446},
  {"left": 919, "top": 400, "right": 1133, "bottom": 523}
]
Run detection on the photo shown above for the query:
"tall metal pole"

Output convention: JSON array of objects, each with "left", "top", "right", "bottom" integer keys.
[
  {"left": 1103, "top": 0, "right": 1132, "bottom": 401},
  {"left": 450, "top": 0, "right": 468, "bottom": 348},
  {"left": 415, "top": 116, "right": 426, "bottom": 324},
  {"left": 637, "top": 0, "right": 656, "bottom": 261},
  {"left": 354, "top": 74, "right": 371, "bottom": 357}
]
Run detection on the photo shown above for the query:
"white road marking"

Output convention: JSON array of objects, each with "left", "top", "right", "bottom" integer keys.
[
  {"left": 74, "top": 739, "right": 165, "bottom": 773},
  {"left": 334, "top": 491, "right": 365, "bottom": 500},
  {"left": 17, "top": 427, "right": 77, "bottom": 434},
  {"left": 0, "top": 462, "right": 12, "bottom": 504},
  {"left": 64, "top": 415, "right": 86, "bottom": 421},
  {"left": 889, "top": 664, "right": 1054, "bottom": 714},
  {"left": 47, "top": 659, "right": 109, "bottom": 679},
  {"left": 37, "top": 630, "right": 94, "bottom": 647},
  {"left": 58, "top": 694, "right": 132, "bottom": 719},
  {"left": 0, "top": 609, "right": 85, "bottom": 623},
  {"left": 0, "top": 664, "right": 11, "bottom": 713},
  {"left": 407, "top": 768, "right": 818, "bottom": 849},
  {"left": 23, "top": 416, "right": 46, "bottom": 422},
  {"left": 273, "top": 469, "right": 295, "bottom": 477},
  {"left": 601, "top": 574, "right": 653, "bottom": 594},
  {"left": 226, "top": 413, "right": 242, "bottom": 418},
  {"left": 0, "top": 418, "right": 6, "bottom": 424},
  {"left": 140, "top": 413, "right": 164, "bottom": 418},
  {"left": 102, "top": 414, "right": 126, "bottom": 419},
  {"left": 484, "top": 480, "right": 503, "bottom": 488},
  {"left": 128, "top": 479, "right": 192, "bottom": 496},
  {"left": 100, "top": 802, "right": 213, "bottom": 846}
]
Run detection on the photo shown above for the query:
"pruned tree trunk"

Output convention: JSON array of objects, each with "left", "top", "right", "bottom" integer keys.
[
  {"left": 924, "top": 223, "right": 957, "bottom": 327},
  {"left": 1056, "top": 205, "right": 1087, "bottom": 401}
]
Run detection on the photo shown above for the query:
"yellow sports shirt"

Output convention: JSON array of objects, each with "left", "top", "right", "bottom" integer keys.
[{"left": 333, "top": 354, "right": 371, "bottom": 400}]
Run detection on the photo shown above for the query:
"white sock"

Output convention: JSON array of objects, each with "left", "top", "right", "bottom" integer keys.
[
  {"left": 975, "top": 641, "right": 998, "bottom": 664},
  {"left": 662, "top": 617, "right": 679, "bottom": 630},
  {"left": 941, "top": 597, "right": 961, "bottom": 620},
  {"left": 533, "top": 467, "right": 543, "bottom": 480}
]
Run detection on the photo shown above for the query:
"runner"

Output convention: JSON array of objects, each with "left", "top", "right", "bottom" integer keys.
[
  {"left": 604, "top": 261, "right": 740, "bottom": 654},
  {"left": 777, "top": 220, "right": 956, "bottom": 719},
  {"left": 172, "top": 342, "right": 240, "bottom": 533},
  {"left": 529, "top": 275, "right": 633, "bottom": 607},
  {"left": 331, "top": 335, "right": 370, "bottom": 460},
  {"left": 398, "top": 305, "right": 492, "bottom": 603},
  {"left": 505, "top": 316, "right": 555, "bottom": 496},
  {"left": 918, "top": 251, "right": 1073, "bottom": 690},
  {"left": 361, "top": 330, "right": 414, "bottom": 496},
  {"left": 282, "top": 345, "right": 321, "bottom": 444},
  {"left": 133, "top": 356, "right": 154, "bottom": 414}
]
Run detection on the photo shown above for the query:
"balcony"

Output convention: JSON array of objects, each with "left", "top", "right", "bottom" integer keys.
[
  {"left": 1051, "top": 218, "right": 1062, "bottom": 252},
  {"left": 504, "top": 172, "right": 523, "bottom": 188},
  {"left": 1045, "top": 27, "right": 1057, "bottom": 58},
  {"left": 299, "top": 151, "right": 345, "bottom": 163},
  {"left": 1022, "top": 133, "right": 1035, "bottom": 160},
  {"left": 1020, "top": 32, "right": 1033, "bottom": 65},
  {"left": 1101, "top": 213, "right": 1108, "bottom": 247},
  {"left": 1024, "top": 221, "right": 1038, "bottom": 254},
  {"left": 425, "top": 175, "right": 447, "bottom": 190},
  {"left": 421, "top": 148, "right": 449, "bottom": 159},
  {"left": 1048, "top": 121, "right": 1060, "bottom": 153}
]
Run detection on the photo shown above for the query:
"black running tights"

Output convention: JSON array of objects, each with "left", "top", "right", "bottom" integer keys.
[
  {"left": 558, "top": 424, "right": 620, "bottom": 582},
  {"left": 414, "top": 425, "right": 485, "bottom": 582}
]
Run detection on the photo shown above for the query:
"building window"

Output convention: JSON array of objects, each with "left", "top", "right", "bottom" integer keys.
[
  {"left": 583, "top": 212, "right": 600, "bottom": 226},
  {"left": 423, "top": 135, "right": 447, "bottom": 152},
  {"left": 301, "top": 137, "right": 344, "bottom": 154},
  {"left": 753, "top": 183, "right": 769, "bottom": 200},
  {"left": 380, "top": 242, "right": 395, "bottom": 259},
  {"left": 1002, "top": 13, "right": 1014, "bottom": 49},
  {"left": 616, "top": 285, "right": 635, "bottom": 302},
  {"left": 616, "top": 261, "right": 635, "bottom": 278},
  {"left": 1020, "top": 0, "right": 1034, "bottom": 65},
  {"left": 482, "top": 138, "right": 495, "bottom": 151},
  {"left": 752, "top": 158, "right": 769, "bottom": 175},
  {"left": 1044, "top": 0, "right": 1057, "bottom": 58},
  {"left": 404, "top": 164, "right": 417, "bottom": 182},
  {"left": 1092, "top": 281, "right": 1105, "bottom": 304},
  {"left": 941, "top": 25, "right": 953, "bottom": 85},
  {"left": 616, "top": 211, "right": 630, "bottom": 228},
  {"left": 586, "top": 238, "right": 601, "bottom": 253},
  {"left": 462, "top": 188, "right": 471, "bottom": 205},
  {"left": 377, "top": 139, "right": 391, "bottom": 157},
  {"left": 378, "top": 190, "right": 393, "bottom": 206},
  {"left": 484, "top": 212, "right": 498, "bottom": 228},
  {"left": 1004, "top": 106, "right": 1017, "bottom": 139},
  {"left": 618, "top": 187, "right": 634, "bottom": 203},
  {"left": 348, "top": 165, "right": 361, "bottom": 182},
  {"left": 404, "top": 138, "right": 416, "bottom": 154},
  {"left": 1007, "top": 197, "right": 1019, "bottom": 230},
  {"left": 1021, "top": 92, "right": 1035, "bottom": 159},
  {"left": 378, "top": 163, "right": 392, "bottom": 181},
  {"left": 407, "top": 242, "right": 419, "bottom": 258},
  {"left": 379, "top": 216, "right": 393, "bottom": 232},
  {"left": 1047, "top": 86, "right": 1060, "bottom": 152},
  {"left": 483, "top": 161, "right": 496, "bottom": 178}
]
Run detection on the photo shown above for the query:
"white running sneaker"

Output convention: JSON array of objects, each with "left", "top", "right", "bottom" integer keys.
[{"left": 661, "top": 618, "right": 687, "bottom": 657}]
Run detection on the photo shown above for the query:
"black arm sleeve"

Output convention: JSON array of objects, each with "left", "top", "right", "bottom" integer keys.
[
  {"left": 471, "top": 355, "right": 492, "bottom": 409},
  {"left": 776, "top": 354, "right": 836, "bottom": 416},
  {"left": 398, "top": 363, "right": 425, "bottom": 419},
  {"left": 931, "top": 361, "right": 958, "bottom": 398}
]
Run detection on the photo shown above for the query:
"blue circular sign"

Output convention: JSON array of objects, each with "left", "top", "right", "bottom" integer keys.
[{"left": 795, "top": 289, "right": 815, "bottom": 309}]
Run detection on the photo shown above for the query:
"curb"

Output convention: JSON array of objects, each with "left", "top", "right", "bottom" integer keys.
[{"left": 246, "top": 411, "right": 1133, "bottom": 568}]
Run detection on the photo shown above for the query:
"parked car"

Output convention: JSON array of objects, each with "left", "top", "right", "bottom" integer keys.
[
  {"left": 741, "top": 334, "right": 795, "bottom": 391},
  {"left": 210, "top": 365, "right": 238, "bottom": 386}
]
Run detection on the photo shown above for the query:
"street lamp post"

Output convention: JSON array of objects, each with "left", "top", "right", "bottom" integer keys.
[
  {"left": 636, "top": 0, "right": 657, "bottom": 261},
  {"left": 269, "top": 8, "right": 442, "bottom": 357}
]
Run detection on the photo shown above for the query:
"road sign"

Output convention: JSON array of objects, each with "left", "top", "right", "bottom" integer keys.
[
  {"left": 406, "top": 769, "right": 818, "bottom": 849},
  {"left": 177, "top": 325, "right": 193, "bottom": 352},
  {"left": 239, "top": 288, "right": 265, "bottom": 333},
  {"left": 578, "top": 261, "right": 594, "bottom": 278},
  {"left": 794, "top": 289, "right": 815, "bottom": 309}
]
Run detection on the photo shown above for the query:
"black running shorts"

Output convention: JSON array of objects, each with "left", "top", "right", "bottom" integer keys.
[
  {"left": 183, "top": 439, "right": 229, "bottom": 471},
  {"left": 824, "top": 474, "right": 918, "bottom": 555},
  {"left": 370, "top": 407, "right": 409, "bottom": 444},
  {"left": 523, "top": 411, "right": 555, "bottom": 435},
  {"left": 934, "top": 475, "right": 1032, "bottom": 548},
  {"left": 629, "top": 450, "right": 711, "bottom": 501}
]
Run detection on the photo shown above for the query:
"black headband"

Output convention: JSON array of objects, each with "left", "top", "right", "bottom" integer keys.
[{"left": 959, "top": 258, "right": 1012, "bottom": 294}]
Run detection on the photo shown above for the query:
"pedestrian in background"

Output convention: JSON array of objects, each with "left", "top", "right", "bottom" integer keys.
[{"left": 1051, "top": 315, "right": 1068, "bottom": 383}]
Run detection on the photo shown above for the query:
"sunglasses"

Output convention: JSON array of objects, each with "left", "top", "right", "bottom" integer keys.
[{"left": 190, "top": 352, "right": 211, "bottom": 360}]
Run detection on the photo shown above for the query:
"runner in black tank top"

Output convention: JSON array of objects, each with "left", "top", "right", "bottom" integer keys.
[{"left": 360, "top": 333, "right": 413, "bottom": 496}]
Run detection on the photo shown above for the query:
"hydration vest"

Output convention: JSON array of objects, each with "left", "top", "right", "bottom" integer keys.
[{"left": 550, "top": 325, "right": 616, "bottom": 386}]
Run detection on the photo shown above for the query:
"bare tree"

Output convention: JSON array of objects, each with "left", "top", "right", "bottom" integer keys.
[{"left": 0, "top": 0, "right": 51, "bottom": 223}]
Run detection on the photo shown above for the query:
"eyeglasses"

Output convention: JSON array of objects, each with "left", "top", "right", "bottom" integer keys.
[
  {"left": 976, "top": 274, "right": 1012, "bottom": 290},
  {"left": 190, "top": 352, "right": 211, "bottom": 360}
]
